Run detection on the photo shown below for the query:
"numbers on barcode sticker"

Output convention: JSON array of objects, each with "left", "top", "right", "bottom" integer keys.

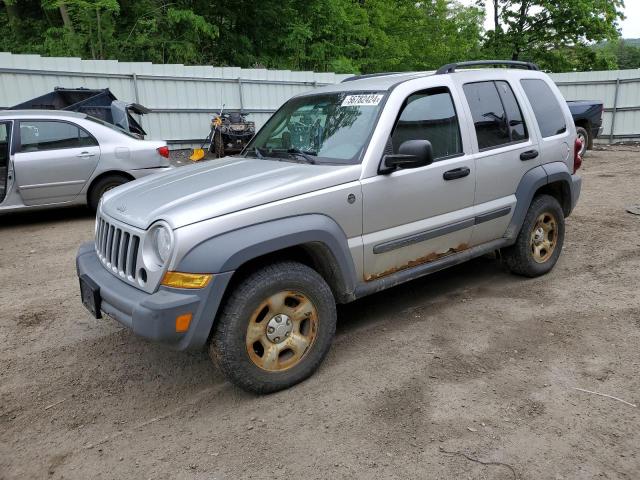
[{"left": 341, "top": 94, "right": 384, "bottom": 107}]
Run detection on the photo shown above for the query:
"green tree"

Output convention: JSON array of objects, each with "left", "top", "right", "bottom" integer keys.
[
  {"left": 597, "top": 39, "right": 640, "bottom": 69},
  {"left": 479, "top": 0, "right": 624, "bottom": 71}
]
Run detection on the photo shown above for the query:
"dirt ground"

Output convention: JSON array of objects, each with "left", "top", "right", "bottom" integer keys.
[{"left": 1, "top": 148, "right": 639, "bottom": 480}]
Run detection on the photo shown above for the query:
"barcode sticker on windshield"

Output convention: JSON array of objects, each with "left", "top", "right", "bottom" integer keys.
[{"left": 341, "top": 94, "right": 384, "bottom": 107}]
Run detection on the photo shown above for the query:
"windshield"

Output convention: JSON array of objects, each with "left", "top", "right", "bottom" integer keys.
[{"left": 245, "top": 91, "right": 386, "bottom": 164}]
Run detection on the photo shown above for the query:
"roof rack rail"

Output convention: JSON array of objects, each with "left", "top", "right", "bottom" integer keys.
[
  {"left": 436, "top": 60, "right": 539, "bottom": 75},
  {"left": 341, "top": 72, "right": 403, "bottom": 83}
]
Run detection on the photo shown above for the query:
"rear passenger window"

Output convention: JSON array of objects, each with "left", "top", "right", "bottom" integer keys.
[
  {"left": 521, "top": 79, "right": 567, "bottom": 138},
  {"left": 392, "top": 88, "right": 462, "bottom": 160},
  {"left": 495, "top": 81, "right": 527, "bottom": 141},
  {"left": 463, "top": 81, "right": 528, "bottom": 150},
  {"left": 19, "top": 121, "right": 97, "bottom": 153}
]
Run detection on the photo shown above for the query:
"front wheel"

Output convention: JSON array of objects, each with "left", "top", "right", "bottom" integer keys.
[
  {"left": 210, "top": 261, "right": 336, "bottom": 394},
  {"left": 210, "top": 129, "right": 224, "bottom": 158},
  {"left": 502, "top": 194, "right": 565, "bottom": 277}
]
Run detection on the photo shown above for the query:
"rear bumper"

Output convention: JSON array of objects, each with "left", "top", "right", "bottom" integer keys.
[
  {"left": 570, "top": 174, "right": 582, "bottom": 215},
  {"left": 76, "top": 241, "right": 232, "bottom": 350},
  {"left": 593, "top": 125, "right": 604, "bottom": 141}
]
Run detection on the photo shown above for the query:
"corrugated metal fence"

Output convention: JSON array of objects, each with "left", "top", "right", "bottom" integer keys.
[
  {"left": 1, "top": 53, "right": 639, "bottom": 145},
  {"left": 0, "top": 53, "right": 350, "bottom": 148},
  {"left": 550, "top": 69, "right": 640, "bottom": 143}
]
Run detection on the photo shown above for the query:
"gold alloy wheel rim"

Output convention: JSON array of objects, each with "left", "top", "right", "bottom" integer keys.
[
  {"left": 246, "top": 290, "right": 318, "bottom": 372},
  {"left": 530, "top": 212, "right": 558, "bottom": 263}
]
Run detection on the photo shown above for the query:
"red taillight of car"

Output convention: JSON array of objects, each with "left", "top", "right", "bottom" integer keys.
[
  {"left": 157, "top": 146, "right": 170, "bottom": 158},
  {"left": 573, "top": 137, "right": 583, "bottom": 173}
]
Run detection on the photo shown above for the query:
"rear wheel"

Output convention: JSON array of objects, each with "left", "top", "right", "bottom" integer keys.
[
  {"left": 210, "top": 261, "right": 336, "bottom": 394},
  {"left": 88, "top": 174, "right": 130, "bottom": 211},
  {"left": 576, "top": 126, "right": 589, "bottom": 157},
  {"left": 502, "top": 194, "right": 565, "bottom": 277}
]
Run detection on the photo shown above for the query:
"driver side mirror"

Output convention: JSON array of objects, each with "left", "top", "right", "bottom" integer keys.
[{"left": 380, "top": 140, "right": 433, "bottom": 174}]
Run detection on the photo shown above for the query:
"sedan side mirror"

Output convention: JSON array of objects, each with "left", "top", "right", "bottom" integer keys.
[{"left": 380, "top": 140, "right": 433, "bottom": 174}]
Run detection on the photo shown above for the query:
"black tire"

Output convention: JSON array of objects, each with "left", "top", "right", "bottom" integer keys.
[
  {"left": 88, "top": 174, "right": 131, "bottom": 211},
  {"left": 576, "top": 126, "right": 589, "bottom": 157},
  {"left": 210, "top": 129, "right": 224, "bottom": 158},
  {"left": 502, "top": 194, "right": 565, "bottom": 277},
  {"left": 210, "top": 261, "right": 336, "bottom": 394}
]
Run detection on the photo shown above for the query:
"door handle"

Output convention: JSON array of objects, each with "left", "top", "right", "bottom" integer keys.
[
  {"left": 77, "top": 152, "right": 96, "bottom": 158},
  {"left": 520, "top": 149, "right": 539, "bottom": 161},
  {"left": 443, "top": 167, "right": 470, "bottom": 180}
]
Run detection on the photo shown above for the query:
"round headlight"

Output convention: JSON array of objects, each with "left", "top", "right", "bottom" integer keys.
[{"left": 153, "top": 225, "right": 173, "bottom": 264}]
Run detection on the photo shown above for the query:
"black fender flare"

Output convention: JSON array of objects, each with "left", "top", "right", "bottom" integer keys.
[
  {"left": 176, "top": 214, "right": 359, "bottom": 300},
  {"left": 505, "top": 162, "right": 574, "bottom": 240}
]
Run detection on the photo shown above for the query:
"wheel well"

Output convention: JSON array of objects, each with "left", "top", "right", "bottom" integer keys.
[
  {"left": 87, "top": 171, "right": 134, "bottom": 197},
  {"left": 574, "top": 119, "right": 590, "bottom": 129},
  {"left": 534, "top": 181, "right": 571, "bottom": 216},
  {"left": 574, "top": 119, "right": 592, "bottom": 148},
  {"left": 225, "top": 243, "right": 351, "bottom": 304}
]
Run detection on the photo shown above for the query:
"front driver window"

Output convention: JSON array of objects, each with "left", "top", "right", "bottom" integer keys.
[
  {"left": 392, "top": 88, "right": 463, "bottom": 160},
  {"left": 19, "top": 121, "right": 97, "bottom": 153}
]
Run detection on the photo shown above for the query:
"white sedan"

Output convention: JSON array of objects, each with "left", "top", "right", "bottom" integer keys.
[{"left": 0, "top": 110, "right": 172, "bottom": 213}]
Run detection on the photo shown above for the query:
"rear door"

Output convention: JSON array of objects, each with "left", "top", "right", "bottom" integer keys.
[
  {"left": 459, "top": 79, "right": 541, "bottom": 245},
  {"left": 0, "top": 121, "right": 11, "bottom": 204},
  {"left": 14, "top": 120, "right": 100, "bottom": 205}
]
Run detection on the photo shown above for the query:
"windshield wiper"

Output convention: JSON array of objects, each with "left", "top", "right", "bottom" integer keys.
[
  {"left": 253, "top": 147, "right": 264, "bottom": 159},
  {"left": 286, "top": 148, "right": 317, "bottom": 164}
]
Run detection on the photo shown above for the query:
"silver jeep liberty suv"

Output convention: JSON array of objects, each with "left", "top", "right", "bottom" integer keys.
[{"left": 77, "top": 60, "right": 582, "bottom": 393}]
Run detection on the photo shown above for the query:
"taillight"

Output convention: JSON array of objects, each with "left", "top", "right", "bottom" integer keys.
[
  {"left": 573, "top": 137, "right": 583, "bottom": 173},
  {"left": 157, "top": 146, "right": 170, "bottom": 158}
]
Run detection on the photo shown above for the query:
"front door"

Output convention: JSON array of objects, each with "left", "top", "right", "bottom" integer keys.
[
  {"left": 361, "top": 87, "right": 476, "bottom": 281},
  {"left": 14, "top": 120, "right": 100, "bottom": 205}
]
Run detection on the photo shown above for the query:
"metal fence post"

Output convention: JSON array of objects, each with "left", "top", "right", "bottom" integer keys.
[
  {"left": 132, "top": 72, "right": 142, "bottom": 127},
  {"left": 237, "top": 77, "right": 244, "bottom": 114},
  {"left": 609, "top": 77, "right": 620, "bottom": 144}
]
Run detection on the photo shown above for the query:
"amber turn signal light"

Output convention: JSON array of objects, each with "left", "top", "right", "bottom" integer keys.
[
  {"left": 161, "top": 271, "right": 212, "bottom": 289},
  {"left": 175, "top": 313, "right": 193, "bottom": 333}
]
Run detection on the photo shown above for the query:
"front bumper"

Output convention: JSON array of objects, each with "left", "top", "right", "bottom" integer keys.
[{"left": 76, "top": 242, "right": 233, "bottom": 350}]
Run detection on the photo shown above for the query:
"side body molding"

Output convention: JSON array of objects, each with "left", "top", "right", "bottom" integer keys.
[{"left": 176, "top": 214, "right": 359, "bottom": 301}]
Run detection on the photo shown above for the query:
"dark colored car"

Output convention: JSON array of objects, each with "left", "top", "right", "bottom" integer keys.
[{"left": 567, "top": 100, "right": 604, "bottom": 156}]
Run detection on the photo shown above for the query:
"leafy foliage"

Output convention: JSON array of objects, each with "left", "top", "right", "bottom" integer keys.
[
  {"left": 0, "top": 0, "right": 630, "bottom": 73},
  {"left": 478, "top": 0, "right": 625, "bottom": 71},
  {"left": 595, "top": 38, "right": 640, "bottom": 69}
]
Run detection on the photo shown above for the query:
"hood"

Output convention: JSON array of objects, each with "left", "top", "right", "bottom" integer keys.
[{"left": 101, "top": 157, "right": 361, "bottom": 229}]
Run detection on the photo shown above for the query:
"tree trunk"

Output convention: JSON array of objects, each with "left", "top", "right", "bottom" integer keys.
[
  {"left": 511, "top": 0, "right": 529, "bottom": 61},
  {"left": 59, "top": 3, "right": 74, "bottom": 33},
  {"left": 4, "top": 1, "right": 19, "bottom": 30},
  {"left": 96, "top": 8, "right": 103, "bottom": 59}
]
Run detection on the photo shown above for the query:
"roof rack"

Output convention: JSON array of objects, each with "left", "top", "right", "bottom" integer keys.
[
  {"left": 341, "top": 72, "right": 404, "bottom": 83},
  {"left": 435, "top": 60, "right": 539, "bottom": 75}
]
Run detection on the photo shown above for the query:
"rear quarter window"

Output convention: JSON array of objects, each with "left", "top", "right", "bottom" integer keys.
[{"left": 520, "top": 79, "right": 567, "bottom": 138}]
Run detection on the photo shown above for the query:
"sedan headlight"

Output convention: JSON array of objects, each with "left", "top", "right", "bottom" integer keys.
[{"left": 144, "top": 222, "right": 174, "bottom": 268}]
